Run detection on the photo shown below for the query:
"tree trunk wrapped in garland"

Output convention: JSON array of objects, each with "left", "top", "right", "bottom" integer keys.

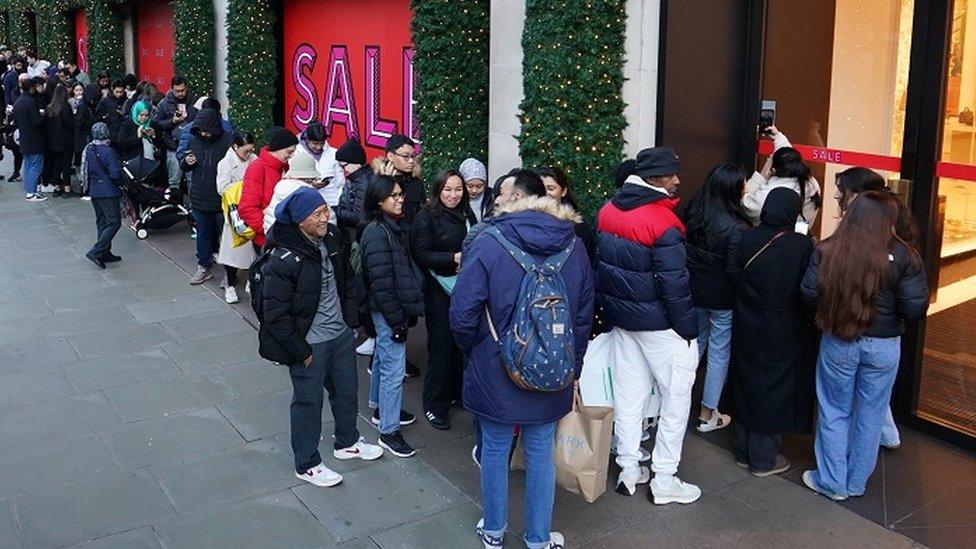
[
  {"left": 173, "top": 0, "right": 215, "bottom": 96},
  {"left": 226, "top": 0, "right": 276, "bottom": 145},
  {"left": 518, "top": 0, "right": 627, "bottom": 218},
  {"left": 411, "top": 0, "right": 489, "bottom": 175},
  {"left": 87, "top": 0, "right": 124, "bottom": 77}
]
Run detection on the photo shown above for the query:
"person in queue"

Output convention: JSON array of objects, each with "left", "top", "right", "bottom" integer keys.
[
  {"left": 239, "top": 127, "right": 297, "bottom": 249},
  {"left": 743, "top": 126, "right": 821, "bottom": 231}
]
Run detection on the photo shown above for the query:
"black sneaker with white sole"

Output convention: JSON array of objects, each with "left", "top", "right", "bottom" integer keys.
[
  {"left": 425, "top": 411, "right": 450, "bottom": 430},
  {"left": 405, "top": 360, "right": 420, "bottom": 378},
  {"left": 378, "top": 430, "right": 416, "bottom": 458},
  {"left": 371, "top": 408, "right": 416, "bottom": 426}
]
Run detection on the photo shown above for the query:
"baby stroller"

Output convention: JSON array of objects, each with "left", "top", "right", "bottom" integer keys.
[{"left": 121, "top": 155, "right": 191, "bottom": 239}]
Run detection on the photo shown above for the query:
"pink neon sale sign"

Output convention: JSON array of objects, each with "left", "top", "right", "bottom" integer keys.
[{"left": 283, "top": 0, "right": 417, "bottom": 156}]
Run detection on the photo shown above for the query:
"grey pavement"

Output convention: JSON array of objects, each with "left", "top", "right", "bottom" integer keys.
[{"left": 0, "top": 166, "right": 925, "bottom": 548}]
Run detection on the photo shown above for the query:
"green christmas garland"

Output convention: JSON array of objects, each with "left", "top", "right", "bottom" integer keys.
[
  {"left": 226, "top": 0, "right": 276, "bottom": 144},
  {"left": 519, "top": 0, "right": 627, "bottom": 218},
  {"left": 411, "top": 0, "right": 489, "bottom": 175},
  {"left": 172, "top": 0, "right": 214, "bottom": 96}
]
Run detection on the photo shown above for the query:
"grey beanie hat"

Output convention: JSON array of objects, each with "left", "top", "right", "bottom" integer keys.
[
  {"left": 91, "top": 122, "right": 111, "bottom": 142},
  {"left": 458, "top": 157, "right": 487, "bottom": 183}
]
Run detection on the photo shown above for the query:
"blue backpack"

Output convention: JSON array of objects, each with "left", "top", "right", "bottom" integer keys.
[{"left": 484, "top": 226, "right": 578, "bottom": 392}]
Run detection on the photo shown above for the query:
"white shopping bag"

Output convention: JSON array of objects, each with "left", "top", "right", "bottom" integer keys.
[{"left": 579, "top": 332, "right": 615, "bottom": 407}]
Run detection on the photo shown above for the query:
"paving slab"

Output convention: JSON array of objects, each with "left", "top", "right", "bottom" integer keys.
[
  {"left": 217, "top": 389, "right": 296, "bottom": 441},
  {"left": 0, "top": 297, "right": 52, "bottom": 322},
  {"left": 207, "top": 359, "right": 293, "bottom": 398},
  {"left": 69, "top": 323, "right": 174, "bottom": 360},
  {"left": 158, "top": 310, "right": 255, "bottom": 343},
  {"left": 62, "top": 348, "right": 183, "bottom": 393},
  {"left": 293, "top": 456, "right": 468, "bottom": 542},
  {"left": 0, "top": 335, "right": 79, "bottom": 374},
  {"left": 0, "top": 392, "right": 120, "bottom": 449},
  {"left": 104, "top": 407, "right": 244, "bottom": 470},
  {"left": 0, "top": 433, "right": 121, "bottom": 499},
  {"left": 370, "top": 501, "right": 484, "bottom": 549},
  {"left": 14, "top": 471, "right": 174, "bottom": 547},
  {"left": 104, "top": 372, "right": 231, "bottom": 422},
  {"left": 126, "top": 291, "right": 228, "bottom": 324},
  {"left": 154, "top": 491, "right": 338, "bottom": 549},
  {"left": 153, "top": 439, "right": 298, "bottom": 512},
  {"left": 0, "top": 366, "right": 75, "bottom": 411},
  {"left": 162, "top": 329, "right": 260, "bottom": 372},
  {"left": 0, "top": 502, "right": 21, "bottom": 549},
  {"left": 67, "top": 526, "right": 162, "bottom": 549}
]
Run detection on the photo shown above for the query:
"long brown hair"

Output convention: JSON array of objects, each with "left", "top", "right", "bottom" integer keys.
[{"left": 816, "top": 191, "right": 901, "bottom": 340}]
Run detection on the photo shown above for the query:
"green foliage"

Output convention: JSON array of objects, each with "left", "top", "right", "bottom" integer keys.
[
  {"left": 519, "top": 0, "right": 627, "bottom": 218},
  {"left": 0, "top": 11, "right": 8, "bottom": 45},
  {"left": 172, "top": 0, "right": 214, "bottom": 96},
  {"left": 411, "top": 0, "right": 489, "bottom": 175},
  {"left": 226, "top": 0, "right": 276, "bottom": 145},
  {"left": 37, "top": 1, "right": 79, "bottom": 62},
  {"left": 5, "top": 5, "right": 34, "bottom": 50},
  {"left": 87, "top": 0, "right": 124, "bottom": 77}
]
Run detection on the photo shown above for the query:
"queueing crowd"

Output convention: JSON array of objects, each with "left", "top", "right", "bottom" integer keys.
[{"left": 7, "top": 57, "right": 930, "bottom": 547}]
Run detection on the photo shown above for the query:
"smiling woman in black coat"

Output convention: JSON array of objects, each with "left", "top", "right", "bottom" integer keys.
[
  {"left": 410, "top": 170, "right": 477, "bottom": 430},
  {"left": 730, "top": 187, "right": 817, "bottom": 477}
]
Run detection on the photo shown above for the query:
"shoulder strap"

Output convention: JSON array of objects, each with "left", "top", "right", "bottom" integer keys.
[
  {"left": 485, "top": 226, "right": 536, "bottom": 272},
  {"left": 541, "top": 237, "right": 577, "bottom": 272},
  {"left": 743, "top": 231, "right": 786, "bottom": 272}
]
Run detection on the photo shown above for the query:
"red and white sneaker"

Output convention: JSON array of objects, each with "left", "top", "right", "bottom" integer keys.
[
  {"left": 296, "top": 463, "right": 343, "bottom": 487},
  {"left": 333, "top": 437, "right": 384, "bottom": 461}
]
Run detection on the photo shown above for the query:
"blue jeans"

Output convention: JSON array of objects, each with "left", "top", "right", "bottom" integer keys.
[
  {"left": 811, "top": 334, "right": 901, "bottom": 497},
  {"left": 192, "top": 209, "right": 222, "bottom": 268},
  {"left": 696, "top": 308, "right": 733, "bottom": 410},
  {"left": 23, "top": 153, "right": 44, "bottom": 195},
  {"left": 89, "top": 197, "right": 122, "bottom": 258},
  {"left": 369, "top": 311, "right": 406, "bottom": 435},
  {"left": 480, "top": 418, "right": 556, "bottom": 549}
]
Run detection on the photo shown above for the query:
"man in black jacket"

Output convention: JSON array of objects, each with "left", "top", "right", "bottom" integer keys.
[
  {"left": 153, "top": 75, "right": 197, "bottom": 190},
  {"left": 13, "top": 77, "right": 48, "bottom": 201},
  {"left": 2, "top": 57, "right": 26, "bottom": 182},
  {"left": 94, "top": 79, "right": 127, "bottom": 142},
  {"left": 383, "top": 134, "right": 425, "bottom": 226},
  {"left": 260, "top": 186, "right": 383, "bottom": 488}
]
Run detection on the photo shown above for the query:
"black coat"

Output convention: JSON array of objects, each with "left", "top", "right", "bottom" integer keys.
[
  {"left": 685, "top": 210, "right": 749, "bottom": 310},
  {"left": 730, "top": 188, "right": 817, "bottom": 434},
  {"left": 181, "top": 109, "right": 233, "bottom": 212},
  {"left": 259, "top": 222, "right": 360, "bottom": 365},
  {"left": 336, "top": 165, "right": 373, "bottom": 241},
  {"left": 362, "top": 215, "right": 425, "bottom": 328},
  {"left": 44, "top": 100, "right": 75, "bottom": 153},
  {"left": 12, "top": 93, "right": 45, "bottom": 155},
  {"left": 115, "top": 118, "right": 164, "bottom": 161},
  {"left": 801, "top": 241, "right": 928, "bottom": 338},
  {"left": 395, "top": 172, "right": 426, "bottom": 226},
  {"left": 94, "top": 95, "right": 125, "bottom": 141},
  {"left": 410, "top": 204, "right": 477, "bottom": 278},
  {"left": 72, "top": 100, "right": 92, "bottom": 153}
]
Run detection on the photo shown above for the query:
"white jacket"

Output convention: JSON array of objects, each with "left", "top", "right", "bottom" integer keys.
[
  {"left": 216, "top": 148, "right": 256, "bottom": 195},
  {"left": 742, "top": 132, "right": 821, "bottom": 226},
  {"left": 216, "top": 148, "right": 258, "bottom": 270}
]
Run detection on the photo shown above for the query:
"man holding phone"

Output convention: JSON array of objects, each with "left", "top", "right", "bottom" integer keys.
[{"left": 154, "top": 75, "right": 197, "bottom": 190}]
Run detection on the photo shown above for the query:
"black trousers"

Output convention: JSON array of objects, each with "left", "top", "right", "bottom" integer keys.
[
  {"left": 288, "top": 328, "right": 359, "bottom": 473},
  {"left": 422, "top": 284, "right": 463, "bottom": 416},
  {"left": 7, "top": 143, "right": 22, "bottom": 175},
  {"left": 43, "top": 150, "right": 73, "bottom": 187},
  {"left": 733, "top": 423, "right": 781, "bottom": 472}
]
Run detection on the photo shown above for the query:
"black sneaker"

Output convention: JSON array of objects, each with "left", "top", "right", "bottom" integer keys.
[
  {"left": 405, "top": 360, "right": 420, "bottom": 378},
  {"left": 425, "top": 411, "right": 450, "bottom": 430},
  {"left": 52, "top": 188, "right": 63, "bottom": 197},
  {"left": 9, "top": 173, "right": 21, "bottom": 182},
  {"left": 372, "top": 409, "right": 416, "bottom": 426},
  {"left": 102, "top": 253, "right": 122, "bottom": 263},
  {"left": 378, "top": 430, "right": 416, "bottom": 458},
  {"left": 85, "top": 251, "right": 106, "bottom": 269}
]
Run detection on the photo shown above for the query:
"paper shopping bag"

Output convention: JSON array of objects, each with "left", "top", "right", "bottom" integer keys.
[
  {"left": 579, "top": 331, "right": 615, "bottom": 408},
  {"left": 553, "top": 385, "right": 614, "bottom": 503}
]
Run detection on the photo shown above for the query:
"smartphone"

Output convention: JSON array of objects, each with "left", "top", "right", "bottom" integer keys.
[
  {"left": 759, "top": 100, "right": 776, "bottom": 134},
  {"left": 176, "top": 104, "right": 187, "bottom": 118}
]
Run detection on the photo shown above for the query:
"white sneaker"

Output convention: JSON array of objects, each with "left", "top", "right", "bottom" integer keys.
[
  {"left": 334, "top": 437, "right": 383, "bottom": 461},
  {"left": 697, "top": 411, "right": 732, "bottom": 433},
  {"left": 295, "top": 463, "right": 343, "bottom": 487},
  {"left": 356, "top": 337, "right": 375, "bottom": 356},
  {"left": 224, "top": 286, "right": 239, "bottom": 304},
  {"left": 614, "top": 465, "right": 650, "bottom": 496},
  {"left": 650, "top": 476, "right": 701, "bottom": 505},
  {"left": 244, "top": 280, "right": 250, "bottom": 294},
  {"left": 25, "top": 193, "right": 48, "bottom": 202},
  {"left": 80, "top": 195, "right": 92, "bottom": 202},
  {"left": 641, "top": 429, "right": 651, "bottom": 442},
  {"left": 542, "top": 532, "right": 565, "bottom": 549}
]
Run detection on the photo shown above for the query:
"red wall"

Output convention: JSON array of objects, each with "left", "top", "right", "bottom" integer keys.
[
  {"left": 74, "top": 10, "right": 88, "bottom": 73},
  {"left": 136, "top": 0, "right": 175, "bottom": 91},
  {"left": 282, "top": 0, "right": 417, "bottom": 157}
]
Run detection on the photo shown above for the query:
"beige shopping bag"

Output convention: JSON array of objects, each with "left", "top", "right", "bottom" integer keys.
[{"left": 554, "top": 385, "right": 614, "bottom": 503}]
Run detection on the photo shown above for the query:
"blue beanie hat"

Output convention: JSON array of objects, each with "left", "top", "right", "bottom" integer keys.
[{"left": 274, "top": 186, "right": 326, "bottom": 225}]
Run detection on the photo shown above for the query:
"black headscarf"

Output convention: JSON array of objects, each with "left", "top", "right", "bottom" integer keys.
[{"left": 760, "top": 187, "right": 802, "bottom": 230}]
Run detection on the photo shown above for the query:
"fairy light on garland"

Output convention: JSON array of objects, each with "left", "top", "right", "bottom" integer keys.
[
  {"left": 226, "top": 0, "right": 276, "bottom": 145},
  {"left": 411, "top": 0, "right": 489, "bottom": 174},
  {"left": 173, "top": 0, "right": 215, "bottom": 96},
  {"left": 87, "top": 0, "right": 125, "bottom": 77},
  {"left": 518, "top": 0, "right": 626, "bottom": 218}
]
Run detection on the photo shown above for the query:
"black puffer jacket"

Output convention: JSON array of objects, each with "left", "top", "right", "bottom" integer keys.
[
  {"left": 685, "top": 210, "right": 749, "bottom": 310},
  {"left": 362, "top": 215, "right": 425, "bottom": 328},
  {"left": 94, "top": 94, "right": 125, "bottom": 140},
  {"left": 336, "top": 165, "right": 373, "bottom": 241},
  {"left": 801, "top": 240, "right": 928, "bottom": 338},
  {"left": 44, "top": 100, "right": 75, "bottom": 153},
  {"left": 181, "top": 109, "right": 233, "bottom": 212},
  {"left": 410, "top": 204, "right": 477, "bottom": 277},
  {"left": 259, "top": 222, "right": 360, "bottom": 365},
  {"left": 396, "top": 173, "right": 426, "bottom": 226}
]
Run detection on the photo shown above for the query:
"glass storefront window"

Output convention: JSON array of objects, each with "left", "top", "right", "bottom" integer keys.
[{"left": 918, "top": 0, "right": 976, "bottom": 438}]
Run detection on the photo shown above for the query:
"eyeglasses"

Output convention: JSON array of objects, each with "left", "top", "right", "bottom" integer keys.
[{"left": 391, "top": 152, "right": 420, "bottom": 160}]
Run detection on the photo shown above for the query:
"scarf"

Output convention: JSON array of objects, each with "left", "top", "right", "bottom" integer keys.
[{"left": 131, "top": 101, "right": 152, "bottom": 132}]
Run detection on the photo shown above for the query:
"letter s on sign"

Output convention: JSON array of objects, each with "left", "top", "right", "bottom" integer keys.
[{"left": 290, "top": 43, "right": 318, "bottom": 132}]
